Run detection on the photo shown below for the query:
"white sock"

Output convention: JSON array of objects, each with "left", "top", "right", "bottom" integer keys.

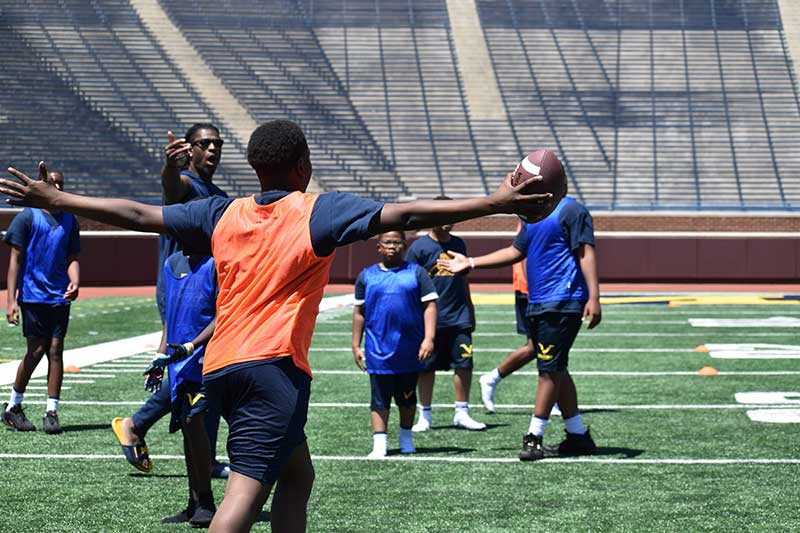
[
  {"left": 454, "top": 401, "right": 469, "bottom": 416},
  {"left": 399, "top": 428, "right": 414, "bottom": 452},
  {"left": 46, "top": 397, "right": 60, "bottom": 413},
  {"left": 486, "top": 368, "right": 502, "bottom": 384},
  {"left": 564, "top": 413, "right": 586, "bottom": 435},
  {"left": 371, "top": 432, "right": 388, "bottom": 455},
  {"left": 7, "top": 388, "right": 23, "bottom": 410},
  {"left": 419, "top": 405, "right": 432, "bottom": 423},
  {"left": 528, "top": 415, "right": 549, "bottom": 437}
]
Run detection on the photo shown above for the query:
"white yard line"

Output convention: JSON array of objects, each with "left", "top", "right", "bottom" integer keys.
[
  {"left": 0, "top": 453, "right": 798, "bottom": 465},
  {"left": 0, "top": 332, "right": 160, "bottom": 386},
  {"left": 314, "top": 331, "right": 799, "bottom": 338},
  {"left": 309, "top": 347, "right": 696, "bottom": 353},
  {"left": 313, "top": 370, "right": 800, "bottom": 377},
  {"left": 19, "top": 400, "right": 800, "bottom": 409}
]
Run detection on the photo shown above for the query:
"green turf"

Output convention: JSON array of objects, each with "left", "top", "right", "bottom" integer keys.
[{"left": 1, "top": 299, "right": 799, "bottom": 531}]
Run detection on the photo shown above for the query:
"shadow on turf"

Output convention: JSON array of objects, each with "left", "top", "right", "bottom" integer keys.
[
  {"left": 61, "top": 423, "right": 112, "bottom": 432},
  {"left": 407, "top": 446, "right": 476, "bottom": 455},
  {"left": 130, "top": 473, "right": 187, "bottom": 479}
]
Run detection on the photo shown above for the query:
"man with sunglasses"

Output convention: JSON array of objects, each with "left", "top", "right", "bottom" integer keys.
[{"left": 111, "top": 123, "right": 230, "bottom": 485}]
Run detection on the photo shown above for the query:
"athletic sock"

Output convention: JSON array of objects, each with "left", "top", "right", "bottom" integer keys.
[
  {"left": 487, "top": 367, "right": 503, "bottom": 383},
  {"left": 420, "top": 405, "right": 432, "bottom": 423},
  {"left": 7, "top": 388, "right": 23, "bottom": 410},
  {"left": 399, "top": 427, "right": 415, "bottom": 453},
  {"left": 564, "top": 413, "right": 587, "bottom": 435},
  {"left": 454, "top": 401, "right": 470, "bottom": 416},
  {"left": 528, "top": 415, "right": 549, "bottom": 437},
  {"left": 371, "top": 432, "right": 388, "bottom": 456},
  {"left": 46, "top": 396, "right": 59, "bottom": 413}
]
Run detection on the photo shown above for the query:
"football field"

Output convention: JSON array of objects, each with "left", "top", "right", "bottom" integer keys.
[{"left": 1, "top": 294, "right": 799, "bottom": 532}]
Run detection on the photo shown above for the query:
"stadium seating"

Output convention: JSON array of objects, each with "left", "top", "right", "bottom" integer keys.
[{"left": 1, "top": 0, "right": 799, "bottom": 208}]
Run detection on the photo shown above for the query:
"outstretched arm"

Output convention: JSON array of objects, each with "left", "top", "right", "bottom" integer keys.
[
  {"left": 2, "top": 163, "right": 165, "bottom": 233},
  {"left": 376, "top": 173, "right": 552, "bottom": 233},
  {"left": 437, "top": 245, "right": 525, "bottom": 275}
]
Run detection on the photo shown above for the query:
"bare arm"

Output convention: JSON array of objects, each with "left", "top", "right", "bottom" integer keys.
[
  {"left": 191, "top": 316, "right": 217, "bottom": 348},
  {"left": 161, "top": 131, "right": 192, "bottom": 205},
  {"left": 2, "top": 163, "right": 166, "bottom": 233},
  {"left": 351, "top": 304, "right": 366, "bottom": 372},
  {"left": 437, "top": 245, "right": 525, "bottom": 275},
  {"left": 64, "top": 255, "right": 80, "bottom": 301},
  {"left": 419, "top": 300, "right": 437, "bottom": 362},
  {"left": 577, "top": 244, "right": 601, "bottom": 329},
  {"left": 376, "top": 173, "right": 552, "bottom": 233},
  {"left": 6, "top": 246, "right": 22, "bottom": 325},
  {"left": 464, "top": 279, "right": 475, "bottom": 331}
]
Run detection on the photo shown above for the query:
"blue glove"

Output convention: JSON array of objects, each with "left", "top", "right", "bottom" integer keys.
[{"left": 143, "top": 353, "right": 171, "bottom": 393}]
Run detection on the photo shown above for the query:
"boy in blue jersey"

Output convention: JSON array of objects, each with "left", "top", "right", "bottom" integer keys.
[
  {"left": 406, "top": 197, "right": 486, "bottom": 432},
  {"left": 141, "top": 250, "right": 218, "bottom": 527},
  {"left": 438, "top": 195, "right": 602, "bottom": 461},
  {"left": 352, "top": 231, "right": 438, "bottom": 459},
  {"left": 2, "top": 119, "right": 555, "bottom": 532},
  {"left": 3, "top": 169, "right": 79, "bottom": 435},
  {"left": 112, "top": 124, "right": 229, "bottom": 477}
]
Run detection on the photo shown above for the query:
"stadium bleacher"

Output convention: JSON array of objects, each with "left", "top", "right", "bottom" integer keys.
[{"left": 1, "top": 0, "right": 798, "bottom": 208}]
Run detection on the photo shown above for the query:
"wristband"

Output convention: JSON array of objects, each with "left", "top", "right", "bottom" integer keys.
[
  {"left": 183, "top": 342, "right": 195, "bottom": 356},
  {"left": 468, "top": 257, "right": 476, "bottom": 270}
]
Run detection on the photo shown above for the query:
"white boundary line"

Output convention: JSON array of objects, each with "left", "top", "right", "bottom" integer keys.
[
  {"left": 0, "top": 453, "right": 798, "bottom": 465},
  {"left": 18, "top": 400, "right": 800, "bottom": 409},
  {"left": 312, "top": 370, "right": 800, "bottom": 377}
]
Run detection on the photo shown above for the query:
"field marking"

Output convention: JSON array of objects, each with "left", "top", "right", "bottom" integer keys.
[
  {"left": 747, "top": 409, "right": 800, "bottom": 423},
  {"left": 313, "top": 370, "right": 800, "bottom": 377},
  {"left": 474, "top": 309, "right": 800, "bottom": 316},
  {"left": 689, "top": 317, "right": 800, "bottom": 328},
  {"left": 0, "top": 453, "right": 798, "bottom": 465},
  {"left": 0, "top": 332, "right": 160, "bottom": 386},
  {"left": 0, "top": 385, "right": 70, "bottom": 391},
  {"left": 21, "top": 400, "right": 799, "bottom": 409},
  {"left": 31, "top": 379, "right": 95, "bottom": 384},
  {"left": 309, "top": 347, "right": 695, "bottom": 354},
  {"left": 705, "top": 344, "right": 800, "bottom": 359},
  {"left": 735, "top": 392, "right": 800, "bottom": 405}
]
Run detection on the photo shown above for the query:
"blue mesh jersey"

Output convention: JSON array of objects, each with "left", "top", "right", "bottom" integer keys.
[
  {"left": 354, "top": 262, "right": 437, "bottom": 374},
  {"left": 3, "top": 208, "right": 80, "bottom": 305},
  {"left": 156, "top": 170, "right": 227, "bottom": 316},
  {"left": 405, "top": 234, "right": 472, "bottom": 330},
  {"left": 512, "top": 197, "right": 595, "bottom": 315},
  {"left": 162, "top": 252, "right": 217, "bottom": 402}
]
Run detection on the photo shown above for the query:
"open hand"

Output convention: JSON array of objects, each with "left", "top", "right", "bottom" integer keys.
[
  {"left": 1, "top": 162, "right": 61, "bottom": 208},
  {"left": 436, "top": 250, "right": 471, "bottom": 275},
  {"left": 490, "top": 172, "right": 554, "bottom": 221},
  {"left": 164, "top": 131, "right": 191, "bottom": 169}
]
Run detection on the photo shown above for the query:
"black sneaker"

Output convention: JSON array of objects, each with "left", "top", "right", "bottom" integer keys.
[
  {"left": 545, "top": 429, "right": 597, "bottom": 456},
  {"left": 189, "top": 506, "right": 216, "bottom": 528},
  {"left": 43, "top": 411, "right": 62, "bottom": 435},
  {"left": 2, "top": 403, "right": 35, "bottom": 431},
  {"left": 161, "top": 509, "right": 192, "bottom": 524},
  {"left": 519, "top": 433, "right": 545, "bottom": 461}
]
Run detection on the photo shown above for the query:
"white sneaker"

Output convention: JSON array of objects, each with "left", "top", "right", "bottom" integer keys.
[
  {"left": 411, "top": 417, "right": 431, "bottom": 433},
  {"left": 479, "top": 373, "right": 497, "bottom": 413},
  {"left": 453, "top": 412, "right": 487, "bottom": 431},
  {"left": 366, "top": 449, "right": 387, "bottom": 459}
]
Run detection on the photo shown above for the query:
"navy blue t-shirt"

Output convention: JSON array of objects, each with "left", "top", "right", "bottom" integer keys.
[
  {"left": 405, "top": 234, "right": 472, "bottom": 330},
  {"left": 156, "top": 171, "right": 228, "bottom": 314},
  {"left": 512, "top": 197, "right": 594, "bottom": 315},
  {"left": 163, "top": 191, "right": 384, "bottom": 260}
]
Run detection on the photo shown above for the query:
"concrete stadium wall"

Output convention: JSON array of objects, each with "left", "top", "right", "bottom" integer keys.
[{"left": 0, "top": 215, "right": 797, "bottom": 286}]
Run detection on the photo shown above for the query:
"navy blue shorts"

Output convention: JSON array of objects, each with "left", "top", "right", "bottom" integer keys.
[
  {"left": 515, "top": 291, "right": 530, "bottom": 336},
  {"left": 20, "top": 302, "right": 70, "bottom": 339},
  {"left": 369, "top": 372, "right": 418, "bottom": 410},
  {"left": 425, "top": 327, "right": 474, "bottom": 371},
  {"left": 204, "top": 357, "right": 311, "bottom": 485},
  {"left": 169, "top": 381, "right": 208, "bottom": 434},
  {"left": 525, "top": 313, "right": 582, "bottom": 372}
]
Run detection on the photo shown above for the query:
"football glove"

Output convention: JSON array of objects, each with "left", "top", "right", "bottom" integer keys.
[
  {"left": 143, "top": 353, "right": 171, "bottom": 393},
  {"left": 166, "top": 341, "right": 195, "bottom": 362}
]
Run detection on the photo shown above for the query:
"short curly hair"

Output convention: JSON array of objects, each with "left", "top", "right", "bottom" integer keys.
[
  {"left": 184, "top": 123, "right": 220, "bottom": 143},
  {"left": 247, "top": 120, "right": 309, "bottom": 177}
]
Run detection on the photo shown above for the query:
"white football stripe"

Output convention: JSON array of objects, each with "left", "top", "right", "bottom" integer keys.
[{"left": 520, "top": 156, "right": 541, "bottom": 175}]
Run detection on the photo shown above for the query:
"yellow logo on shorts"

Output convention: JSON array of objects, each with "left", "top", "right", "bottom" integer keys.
[
  {"left": 187, "top": 393, "right": 205, "bottom": 406},
  {"left": 403, "top": 390, "right": 414, "bottom": 400},
  {"left": 537, "top": 343, "right": 555, "bottom": 361},
  {"left": 459, "top": 344, "right": 474, "bottom": 358}
]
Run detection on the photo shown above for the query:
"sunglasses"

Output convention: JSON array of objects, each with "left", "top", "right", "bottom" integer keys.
[{"left": 191, "top": 138, "right": 224, "bottom": 150}]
